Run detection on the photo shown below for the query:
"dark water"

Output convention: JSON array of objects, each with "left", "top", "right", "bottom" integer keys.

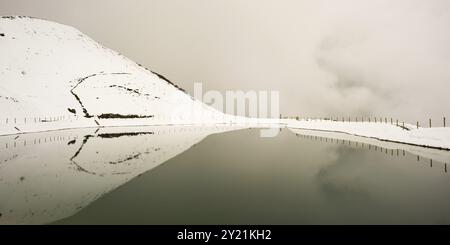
[{"left": 1, "top": 126, "right": 450, "bottom": 224}]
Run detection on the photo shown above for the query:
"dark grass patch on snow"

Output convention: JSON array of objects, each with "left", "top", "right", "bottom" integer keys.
[{"left": 97, "top": 113, "right": 154, "bottom": 119}]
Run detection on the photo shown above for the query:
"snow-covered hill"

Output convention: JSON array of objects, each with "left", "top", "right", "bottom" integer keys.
[{"left": 0, "top": 16, "right": 242, "bottom": 135}]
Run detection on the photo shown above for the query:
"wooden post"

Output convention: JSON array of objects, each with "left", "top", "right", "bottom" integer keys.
[
  {"left": 429, "top": 118, "right": 431, "bottom": 128},
  {"left": 396, "top": 119, "right": 398, "bottom": 126},
  {"left": 417, "top": 121, "right": 419, "bottom": 129},
  {"left": 375, "top": 117, "right": 377, "bottom": 123},
  {"left": 385, "top": 117, "right": 387, "bottom": 123},
  {"left": 444, "top": 117, "right": 446, "bottom": 127},
  {"left": 369, "top": 117, "right": 371, "bottom": 123}
]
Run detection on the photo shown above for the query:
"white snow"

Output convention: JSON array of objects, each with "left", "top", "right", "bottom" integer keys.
[
  {"left": 287, "top": 119, "right": 450, "bottom": 150},
  {"left": 0, "top": 16, "right": 257, "bottom": 136}
]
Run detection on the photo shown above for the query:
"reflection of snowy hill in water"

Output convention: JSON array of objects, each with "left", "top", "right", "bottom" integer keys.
[{"left": 0, "top": 125, "right": 244, "bottom": 224}]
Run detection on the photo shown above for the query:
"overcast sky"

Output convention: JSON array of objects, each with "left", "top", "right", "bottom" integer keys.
[{"left": 1, "top": 0, "right": 450, "bottom": 124}]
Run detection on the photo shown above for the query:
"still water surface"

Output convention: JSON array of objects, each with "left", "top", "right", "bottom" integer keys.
[{"left": 1, "top": 126, "right": 449, "bottom": 224}]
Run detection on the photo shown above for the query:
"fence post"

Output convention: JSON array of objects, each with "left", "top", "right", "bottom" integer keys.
[
  {"left": 444, "top": 117, "right": 446, "bottom": 127},
  {"left": 417, "top": 121, "right": 419, "bottom": 129},
  {"left": 369, "top": 117, "right": 371, "bottom": 123},
  {"left": 429, "top": 118, "right": 432, "bottom": 128},
  {"left": 396, "top": 119, "right": 398, "bottom": 126},
  {"left": 375, "top": 117, "right": 377, "bottom": 123},
  {"left": 391, "top": 118, "right": 393, "bottom": 124}
]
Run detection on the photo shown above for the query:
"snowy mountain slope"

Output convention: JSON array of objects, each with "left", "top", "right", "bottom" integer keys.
[{"left": 0, "top": 16, "right": 240, "bottom": 135}]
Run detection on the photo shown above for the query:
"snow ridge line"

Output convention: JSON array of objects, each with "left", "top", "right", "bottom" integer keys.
[
  {"left": 69, "top": 72, "right": 131, "bottom": 118},
  {"left": 109, "top": 85, "right": 160, "bottom": 100}
]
